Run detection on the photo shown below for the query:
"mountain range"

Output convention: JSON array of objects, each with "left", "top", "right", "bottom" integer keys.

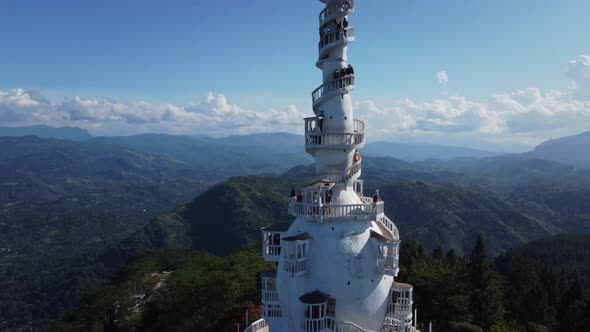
[
  {"left": 3, "top": 125, "right": 590, "bottom": 168},
  {"left": 1, "top": 126, "right": 590, "bottom": 329}
]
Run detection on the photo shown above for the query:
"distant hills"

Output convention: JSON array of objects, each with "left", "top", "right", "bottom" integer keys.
[
  {"left": 90, "top": 133, "right": 311, "bottom": 177},
  {"left": 524, "top": 130, "right": 590, "bottom": 168},
  {"left": 362, "top": 141, "right": 501, "bottom": 161},
  {"left": 0, "top": 124, "right": 91, "bottom": 141},
  {"left": 3, "top": 125, "right": 590, "bottom": 169}
]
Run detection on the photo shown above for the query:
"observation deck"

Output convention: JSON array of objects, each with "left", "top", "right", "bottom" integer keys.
[
  {"left": 288, "top": 197, "right": 384, "bottom": 222},
  {"left": 304, "top": 117, "right": 365, "bottom": 153}
]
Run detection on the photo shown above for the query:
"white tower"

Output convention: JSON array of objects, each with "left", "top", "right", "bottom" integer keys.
[{"left": 250, "top": 1, "right": 420, "bottom": 332}]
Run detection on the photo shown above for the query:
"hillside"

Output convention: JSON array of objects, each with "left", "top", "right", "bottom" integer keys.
[
  {"left": 116, "top": 174, "right": 576, "bottom": 261},
  {"left": 377, "top": 181, "right": 560, "bottom": 256},
  {"left": 0, "top": 137, "right": 210, "bottom": 329},
  {"left": 48, "top": 248, "right": 274, "bottom": 332},
  {"left": 109, "top": 176, "right": 293, "bottom": 260},
  {"left": 524, "top": 130, "right": 590, "bottom": 168},
  {"left": 90, "top": 133, "right": 311, "bottom": 177}
]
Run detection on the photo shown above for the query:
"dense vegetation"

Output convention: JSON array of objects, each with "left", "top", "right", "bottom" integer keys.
[
  {"left": 394, "top": 234, "right": 590, "bottom": 331},
  {"left": 0, "top": 137, "right": 212, "bottom": 329},
  {"left": 51, "top": 235, "right": 590, "bottom": 332},
  {"left": 49, "top": 247, "right": 274, "bottom": 332}
]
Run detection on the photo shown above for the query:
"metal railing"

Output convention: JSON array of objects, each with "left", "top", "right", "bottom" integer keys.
[
  {"left": 312, "top": 75, "right": 355, "bottom": 107},
  {"left": 319, "top": 0, "right": 354, "bottom": 26}
]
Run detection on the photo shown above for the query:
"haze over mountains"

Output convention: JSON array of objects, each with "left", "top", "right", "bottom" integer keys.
[{"left": 3, "top": 125, "right": 590, "bottom": 167}]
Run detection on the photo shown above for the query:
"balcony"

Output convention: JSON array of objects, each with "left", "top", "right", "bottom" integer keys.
[
  {"left": 300, "top": 291, "right": 335, "bottom": 332},
  {"left": 386, "top": 282, "right": 414, "bottom": 319},
  {"left": 289, "top": 198, "right": 383, "bottom": 222},
  {"left": 261, "top": 270, "right": 279, "bottom": 301},
  {"left": 304, "top": 118, "right": 366, "bottom": 151},
  {"left": 261, "top": 224, "right": 290, "bottom": 262},
  {"left": 370, "top": 230, "right": 400, "bottom": 276},
  {"left": 318, "top": 27, "right": 355, "bottom": 60},
  {"left": 319, "top": 0, "right": 354, "bottom": 27},
  {"left": 312, "top": 75, "right": 355, "bottom": 111},
  {"left": 261, "top": 271, "right": 282, "bottom": 320},
  {"left": 282, "top": 233, "right": 311, "bottom": 277}
]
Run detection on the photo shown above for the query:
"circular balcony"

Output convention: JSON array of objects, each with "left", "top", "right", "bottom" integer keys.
[
  {"left": 304, "top": 117, "right": 365, "bottom": 153},
  {"left": 318, "top": 27, "right": 355, "bottom": 60},
  {"left": 311, "top": 75, "right": 355, "bottom": 112},
  {"left": 288, "top": 197, "right": 383, "bottom": 222},
  {"left": 319, "top": 0, "right": 355, "bottom": 27}
]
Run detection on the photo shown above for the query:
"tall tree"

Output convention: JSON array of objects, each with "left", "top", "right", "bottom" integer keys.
[{"left": 468, "top": 234, "right": 504, "bottom": 330}]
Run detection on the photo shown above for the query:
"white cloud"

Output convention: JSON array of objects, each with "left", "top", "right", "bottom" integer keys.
[
  {"left": 567, "top": 55, "right": 590, "bottom": 99},
  {"left": 355, "top": 86, "right": 590, "bottom": 149},
  {"left": 436, "top": 70, "right": 448, "bottom": 85},
  {"left": 0, "top": 89, "right": 305, "bottom": 136}
]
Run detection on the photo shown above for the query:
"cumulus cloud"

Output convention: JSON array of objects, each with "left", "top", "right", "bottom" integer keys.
[
  {"left": 567, "top": 55, "right": 590, "bottom": 99},
  {"left": 436, "top": 70, "right": 448, "bottom": 85},
  {"left": 0, "top": 89, "right": 305, "bottom": 136},
  {"left": 355, "top": 86, "right": 590, "bottom": 149}
]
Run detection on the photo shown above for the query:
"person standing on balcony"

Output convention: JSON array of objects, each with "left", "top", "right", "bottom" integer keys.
[
  {"left": 353, "top": 149, "right": 361, "bottom": 163},
  {"left": 346, "top": 64, "right": 354, "bottom": 76},
  {"left": 313, "top": 191, "right": 321, "bottom": 215},
  {"left": 372, "top": 190, "right": 381, "bottom": 213},
  {"left": 325, "top": 190, "right": 333, "bottom": 216},
  {"left": 289, "top": 187, "right": 297, "bottom": 208},
  {"left": 296, "top": 191, "right": 303, "bottom": 202},
  {"left": 322, "top": 26, "right": 331, "bottom": 42}
]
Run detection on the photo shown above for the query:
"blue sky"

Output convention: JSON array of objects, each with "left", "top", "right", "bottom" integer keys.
[{"left": 1, "top": 0, "right": 590, "bottom": 151}]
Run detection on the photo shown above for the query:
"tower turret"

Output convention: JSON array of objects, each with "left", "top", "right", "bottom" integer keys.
[{"left": 248, "top": 2, "right": 421, "bottom": 332}]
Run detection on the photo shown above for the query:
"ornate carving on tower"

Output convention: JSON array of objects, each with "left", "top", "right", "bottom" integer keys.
[{"left": 246, "top": 2, "right": 421, "bottom": 331}]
